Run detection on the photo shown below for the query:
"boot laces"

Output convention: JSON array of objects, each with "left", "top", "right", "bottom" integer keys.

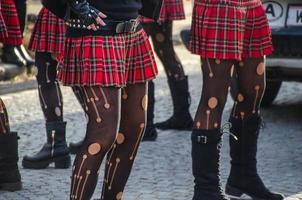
[{"left": 220, "top": 122, "right": 238, "bottom": 141}]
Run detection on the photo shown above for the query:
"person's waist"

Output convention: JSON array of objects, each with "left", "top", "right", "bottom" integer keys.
[
  {"left": 195, "top": 0, "right": 261, "bottom": 8},
  {"left": 66, "top": 18, "right": 142, "bottom": 37}
]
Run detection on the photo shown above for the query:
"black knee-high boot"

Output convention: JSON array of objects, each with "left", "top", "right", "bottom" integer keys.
[
  {"left": 226, "top": 116, "right": 284, "bottom": 200},
  {"left": 143, "top": 81, "right": 158, "bottom": 141},
  {"left": 0, "top": 132, "right": 22, "bottom": 191},
  {"left": 191, "top": 129, "right": 227, "bottom": 200},
  {"left": 22, "top": 122, "right": 71, "bottom": 169},
  {"left": 156, "top": 76, "right": 193, "bottom": 130}
]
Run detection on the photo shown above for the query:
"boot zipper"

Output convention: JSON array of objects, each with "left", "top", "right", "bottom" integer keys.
[{"left": 51, "top": 130, "right": 55, "bottom": 157}]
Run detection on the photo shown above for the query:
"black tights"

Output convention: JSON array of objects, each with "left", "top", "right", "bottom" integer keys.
[
  {"left": 0, "top": 98, "right": 10, "bottom": 134},
  {"left": 194, "top": 58, "right": 266, "bottom": 129},
  {"left": 35, "top": 52, "right": 63, "bottom": 123},
  {"left": 143, "top": 21, "right": 185, "bottom": 80},
  {"left": 70, "top": 83, "right": 147, "bottom": 200}
]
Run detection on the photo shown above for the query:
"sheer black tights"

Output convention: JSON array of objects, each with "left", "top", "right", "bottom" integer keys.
[
  {"left": 70, "top": 83, "right": 147, "bottom": 200},
  {"left": 35, "top": 52, "right": 63, "bottom": 122},
  {"left": 194, "top": 58, "right": 265, "bottom": 130},
  {"left": 143, "top": 21, "right": 185, "bottom": 80}
]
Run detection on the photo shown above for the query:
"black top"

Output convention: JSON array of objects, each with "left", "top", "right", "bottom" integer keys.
[{"left": 92, "top": 0, "right": 142, "bottom": 20}]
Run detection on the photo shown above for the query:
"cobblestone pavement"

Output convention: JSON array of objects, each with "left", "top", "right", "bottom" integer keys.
[
  {"left": 1, "top": 42, "right": 302, "bottom": 200},
  {"left": 1, "top": 2, "right": 302, "bottom": 200}
]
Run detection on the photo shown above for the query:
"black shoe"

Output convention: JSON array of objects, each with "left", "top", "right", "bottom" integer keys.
[
  {"left": 17, "top": 45, "right": 35, "bottom": 69},
  {"left": 0, "top": 132, "right": 22, "bottom": 191},
  {"left": 69, "top": 140, "right": 83, "bottom": 155},
  {"left": 142, "top": 122, "right": 158, "bottom": 142},
  {"left": 1, "top": 45, "right": 27, "bottom": 67},
  {"left": 155, "top": 76, "right": 193, "bottom": 131},
  {"left": 180, "top": 29, "right": 191, "bottom": 50},
  {"left": 22, "top": 121, "right": 71, "bottom": 169},
  {"left": 226, "top": 116, "right": 284, "bottom": 200},
  {"left": 191, "top": 129, "right": 227, "bottom": 200}
]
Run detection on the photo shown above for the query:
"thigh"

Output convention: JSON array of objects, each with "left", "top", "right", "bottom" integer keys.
[{"left": 120, "top": 83, "right": 148, "bottom": 123}]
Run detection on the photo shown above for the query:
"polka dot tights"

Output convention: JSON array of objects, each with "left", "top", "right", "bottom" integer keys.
[
  {"left": 70, "top": 83, "right": 148, "bottom": 200},
  {"left": 194, "top": 57, "right": 266, "bottom": 130}
]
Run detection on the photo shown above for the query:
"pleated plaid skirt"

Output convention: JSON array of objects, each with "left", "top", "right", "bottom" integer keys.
[
  {"left": 141, "top": 0, "right": 185, "bottom": 23},
  {"left": 0, "top": 5, "right": 8, "bottom": 39},
  {"left": 189, "top": 0, "right": 273, "bottom": 60},
  {"left": 58, "top": 29, "right": 158, "bottom": 87},
  {"left": 0, "top": 0, "right": 22, "bottom": 45},
  {"left": 29, "top": 7, "right": 66, "bottom": 54}
]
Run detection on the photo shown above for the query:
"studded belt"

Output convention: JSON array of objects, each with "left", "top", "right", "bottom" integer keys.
[{"left": 66, "top": 18, "right": 140, "bottom": 34}]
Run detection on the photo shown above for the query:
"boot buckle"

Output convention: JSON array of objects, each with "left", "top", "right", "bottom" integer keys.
[{"left": 197, "top": 136, "right": 207, "bottom": 144}]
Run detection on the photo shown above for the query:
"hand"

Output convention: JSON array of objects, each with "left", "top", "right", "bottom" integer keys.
[{"left": 68, "top": 0, "right": 107, "bottom": 30}]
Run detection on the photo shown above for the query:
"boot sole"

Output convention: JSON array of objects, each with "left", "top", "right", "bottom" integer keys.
[
  {"left": 22, "top": 155, "right": 71, "bottom": 169},
  {"left": 0, "top": 182, "right": 22, "bottom": 191},
  {"left": 226, "top": 184, "right": 276, "bottom": 200}
]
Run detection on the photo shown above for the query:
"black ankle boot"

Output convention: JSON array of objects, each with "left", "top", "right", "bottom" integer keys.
[
  {"left": 155, "top": 76, "right": 193, "bottom": 131},
  {"left": 22, "top": 121, "right": 71, "bottom": 169},
  {"left": 191, "top": 129, "right": 227, "bottom": 200},
  {"left": 69, "top": 140, "right": 83, "bottom": 155},
  {"left": 0, "top": 132, "right": 22, "bottom": 191},
  {"left": 1, "top": 45, "right": 27, "bottom": 67},
  {"left": 17, "top": 45, "right": 35, "bottom": 69},
  {"left": 180, "top": 28, "right": 191, "bottom": 50},
  {"left": 143, "top": 81, "right": 158, "bottom": 141},
  {"left": 226, "top": 116, "right": 284, "bottom": 200}
]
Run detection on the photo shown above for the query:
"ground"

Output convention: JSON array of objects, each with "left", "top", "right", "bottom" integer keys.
[{"left": 0, "top": 1, "right": 301, "bottom": 200}]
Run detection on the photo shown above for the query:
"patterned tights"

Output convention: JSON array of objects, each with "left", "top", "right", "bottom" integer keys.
[
  {"left": 35, "top": 52, "right": 63, "bottom": 123},
  {"left": 194, "top": 57, "right": 266, "bottom": 130},
  {"left": 70, "top": 83, "right": 148, "bottom": 200},
  {"left": 143, "top": 21, "right": 185, "bottom": 80}
]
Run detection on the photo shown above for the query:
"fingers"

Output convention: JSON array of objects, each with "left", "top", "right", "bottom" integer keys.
[
  {"left": 88, "top": 24, "right": 97, "bottom": 31},
  {"left": 95, "top": 17, "right": 106, "bottom": 26},
  {"left": 98, "top": 12, "right": 107, "bottom": 19}
]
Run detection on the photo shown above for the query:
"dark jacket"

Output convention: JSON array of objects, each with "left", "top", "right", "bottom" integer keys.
[{"left": 42, "top": 0, "right": 163, "bottom": 21}]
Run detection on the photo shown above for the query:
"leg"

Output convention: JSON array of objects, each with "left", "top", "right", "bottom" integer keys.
[
  {"left": 192, "top": 58, "right": 233, "bottom": 200},
  {"left": 0, "top": 98, "right": 22, "bottom": 191},
  {"left": 35, "top": 52, "right": 63, "bottom": 123},
  {"left": 101, "top": 83, "right": 147, "bottom": 200},
  {"left": 226, "top": 58, "right": 284, "bottom": 200},
  {"left": 144, "top": 22, "right": 193, "bottom": 133},
  {"left": 70, "top": 86, "right": 121, "bottom": 200},
  {"left": 22, "top": 52, "right": 70, "bottom": 169}
]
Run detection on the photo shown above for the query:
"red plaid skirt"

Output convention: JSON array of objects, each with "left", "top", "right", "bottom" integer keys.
[
  {"left": 189, "top": 0, "right": 273, "bottom": 60},
  {"left": 0, "top": 0, "right": 22, "bottom": 45},
  {"left": 0, "top": 7, "right": 8, "bottom": 39},
  {"left": 58, "top": 29, "right": 158, "bottom": 87},
  {"left": 29, "top": 7, "right": 66, "bottom": 54},
  {"left": 141, "top": 0, "right": 185, "bottom": 23}
]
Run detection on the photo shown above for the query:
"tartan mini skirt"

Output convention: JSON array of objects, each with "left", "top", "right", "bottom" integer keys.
[
  {"left": 29, "top": 7, "right": 66, "bottom": 54},
  {"left": 58, "top": 29, "right": 158, "bottom": 87},
  {"left": 0, "top": 6, "right": 8, "bottom": 39},
  {"left": 141, "top": 0, "right": 185, "bottom": 23},
  {"left": 189, "top": 0, "right": 273, "bottom": 60},
  {"left": 0, "top": 0, "right": 22, "bottom": 45}
]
